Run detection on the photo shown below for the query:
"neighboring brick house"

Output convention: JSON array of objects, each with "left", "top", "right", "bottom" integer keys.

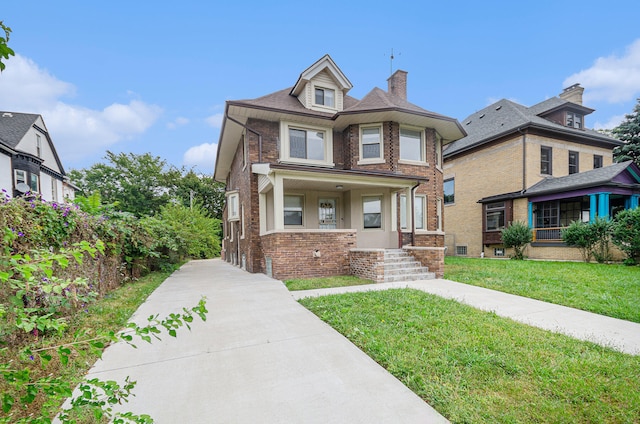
[
  {"left": 0, "top": 111, "right": 75, "bottom": 201},
  {"left": 443, "top": 84, "right": 640, "bottom": 260},
  {"left": 214, "top": 55, "right": 465, "bottom": 280}
]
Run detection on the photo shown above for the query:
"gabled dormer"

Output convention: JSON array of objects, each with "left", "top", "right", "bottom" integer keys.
[{"left": 289, "top": 54, "right": 353, "bottom": 113}]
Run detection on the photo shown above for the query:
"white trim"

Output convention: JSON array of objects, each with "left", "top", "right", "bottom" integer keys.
[
  {"left": 226, "top": 191, "right": 240, "bottom": 221},
  {"left": 362, "top": 194, "right": 383, "bottom": 231},
  {"left": 279, "top": 121, "right": 334, "bottom": 167},
  {"left": 399, "top": 126, "right": 426, "bottom": 163},
  {"left": 358, "top": 123, "right": 384, "bottom": 164},
  {"left": 284, "top": 193, "right": 305, "bottom": 228}
]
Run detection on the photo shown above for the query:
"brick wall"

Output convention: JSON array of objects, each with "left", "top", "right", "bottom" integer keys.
[
  {"left": 403, "top": 246, "right": 445, "bottom": 278},
  {"left": 260, "top": 230, "right": 356, "bottom": 280},
  {"left": 349, "top": 249, "right": 386, "bottom": 283}
]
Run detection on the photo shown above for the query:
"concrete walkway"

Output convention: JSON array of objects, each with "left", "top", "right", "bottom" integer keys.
[
  {"left": 83, "top": 259, "right": 448, "bottom": 423},
  {"left": 292, "top": 280, "right": 640, "bottom": 356}
]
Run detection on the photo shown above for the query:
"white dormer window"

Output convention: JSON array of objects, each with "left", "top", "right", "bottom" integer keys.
[
  {"left": 315, "top": 87, "right": 335, "bottom": 108},
  {"left": 280, "top": 121, "right": 334, "bottom": 167}
]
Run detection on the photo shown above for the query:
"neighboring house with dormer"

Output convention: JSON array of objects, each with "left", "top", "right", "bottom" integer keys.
[
  {"left": 0, "top": 111, "right": 75, "bottom": 201},
  {"left": 443, "top": 84, "right": 639, "bottom": 260},
  {"left": 213, "top": 55, "right": 466, "bottom": 281}
]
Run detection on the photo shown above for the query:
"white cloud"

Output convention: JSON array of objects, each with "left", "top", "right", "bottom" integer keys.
[
  {"left": 167, "top": 116, "right": 189, "bottom": 129},
  {"left": 593, "top": 114, "right": 626, "bottom": 130},
  {"left": 183, "top": 142, "right": 217, "bottom": 172},
  {"left": 0, "top": 54, "right": 162, "bottom": 162},
  {"left": 205, "top": 113, "right": 224, "bottom": 128},
  {"left": 564, "top": 39, "right": 640, "bottom": 103}
]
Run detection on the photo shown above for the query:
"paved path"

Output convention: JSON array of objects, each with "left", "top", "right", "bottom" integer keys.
[
  {"left": 292, "top": 280, "right": 640, "bottom": 356},
  {"left": 82, "top": 259, "right": 448, "bottom": 423}
]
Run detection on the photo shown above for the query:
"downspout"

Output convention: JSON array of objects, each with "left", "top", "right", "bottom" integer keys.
[{"left": 227, "top": 116, "right": 263, "bottom": 163}]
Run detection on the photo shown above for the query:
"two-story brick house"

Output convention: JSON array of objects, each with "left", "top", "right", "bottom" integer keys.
[
  {"left": 214, "top": 55, "right": 465, "bottom": 280},
  {"left": 0, "top": 111, "right": 75, "bottom": 201},
  {"left": 443, "top": 84, "right": 639, "bottom": 260}
]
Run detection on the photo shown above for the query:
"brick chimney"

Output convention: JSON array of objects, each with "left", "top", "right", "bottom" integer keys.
[
  {"left": 559, "top": 83, "right": 584, "bottom": 105},
  {"left": 387, "top": 70, "right": 408, "bottom": 100}
]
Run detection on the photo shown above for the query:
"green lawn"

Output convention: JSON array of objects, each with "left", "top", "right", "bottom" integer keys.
[
  {"left": 300, "top": 289, "right": 640, "bottom": 423},
  {"left": 444, "top": 257, "right": 640, "bottom": 323},
  {"left": 284, "top": 275, "right": 373, "bottom": 291}
]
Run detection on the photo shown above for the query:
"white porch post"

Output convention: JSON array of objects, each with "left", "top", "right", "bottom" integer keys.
[
  {"left": 404, "top": 187, "right": 413, "bottom": 230},
  {"left": 273, "top": 174, "right": 284, "bottom": 231}
]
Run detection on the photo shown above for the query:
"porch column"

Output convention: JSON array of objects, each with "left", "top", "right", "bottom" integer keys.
[
  {"left": 589, "top": 194, "right": 597, "bottom": 222},
  {"left": 631, "top": 195, "right": 640, "bottom": 209},
  {"left": 527, "top": 202, "right": 533, "bottom": 228},
  {"left": 273, "top": 174, "right": 284, "bottom": 231},
  {"left": 404, "top": 187, "right": 413, "bottom": 230},
  {"left": 598, "top": 192, "right": 610, "bottom": 218}
]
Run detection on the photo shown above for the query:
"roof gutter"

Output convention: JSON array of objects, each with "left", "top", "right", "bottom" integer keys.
[{"left": 226, "top": 116, "right": 263, "bottom": 163}]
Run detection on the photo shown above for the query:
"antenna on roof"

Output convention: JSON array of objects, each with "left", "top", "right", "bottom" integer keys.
[{"left": 386, "top": 48, "right": 401, "bottom": 75}]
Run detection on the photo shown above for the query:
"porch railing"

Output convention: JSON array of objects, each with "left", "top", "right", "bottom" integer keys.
[{"left": 533, "top": 227, "right": 563, "bottom": 242}]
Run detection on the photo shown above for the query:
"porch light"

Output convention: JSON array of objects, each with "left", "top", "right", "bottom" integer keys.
[{"left": 336, "top": 185, "right": 343, "bottom": 189}]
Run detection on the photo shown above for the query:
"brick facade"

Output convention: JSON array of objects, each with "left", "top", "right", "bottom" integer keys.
[{"left": 350, "top": 249, "right": 386, "bottom": 283}]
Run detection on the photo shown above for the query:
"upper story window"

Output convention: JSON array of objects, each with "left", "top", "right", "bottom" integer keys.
[
  {"left": 280, "top": 122, "right": 334, "bottom": 167},
  {"left": 359, "top": 125, "right": 383, "bottom": 163},
  {"left": 566, "top": 112, "right": 583, "bottom": 129},
  {"left": 15, "top": 169, "right": 26, "bottom": 186},
  {"left": 399, "top": 127, "right": 425, "bottom": 163},
  {"left": 363, "top": 196, "right": 382, "bottom": 229},
  {"left": 541, "top": 146, "right": 552, "bottom": 175},
  {"left": 36, "top": 134, "right": 42, "bottom": 157},
  {"left": 444, "top": 178, "right": 455, "bottom": 205},
  {"left": 227, "top": 192, "right": 239, "bottom": 221},
  {"left": 593, "top": 155, "right": 603, "bottom": 169},
  {"left": 435, "top": 134, "right": 442, "bottom": 168},
  {"left": 568, "top": 151, "right": 579, "bottom": 174},
  {"left": 314, "top": 87, "right": 335, "bottom": 108}
]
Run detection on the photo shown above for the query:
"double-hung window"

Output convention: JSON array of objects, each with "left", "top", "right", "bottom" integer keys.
[
  {"left": 314, "top": 87, "right": 335, "bottom": 108},
  {"left": 540, "top": 146, "right": 552, "bottom": 175},
  {"left": 363, "top": 196, "right": 382, "bottom": 229},
  {"left": 485, "top": 202, "right": 506, "bottom": 231},
  {"left": 568, "top": 151, "right": 579, "bottom": 174},
  {"left": 566, "top": 112, "right": 583, "bottom": 129},
  {"left": 593, "top": 155, "right": 603, "bottom": 169},
  {"left": 444, "top": 178, "right": 455, "bottom": 205},
  {"left": 284, "top": 195, "right": 304, "bottom": 226},
  {"left": 399, "top": 195, "right": 426, "bottom": 230},
  {"left": 400, "top": 128, "right": 424, "bottom": 162},
  {"left": 15, "top": 169, "right": 26, "bottom": 186},
  {"left": 29, "top": 174, "right": 39, "bottom": 193},
  {"left": 359, "top": 125, "right": 383, "bottom": 162},
  {"left": 281, "top": 122, "right": 333, "bottom": 166}
]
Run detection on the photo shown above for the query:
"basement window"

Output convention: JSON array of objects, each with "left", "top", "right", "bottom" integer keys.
[{"left": 456, "top": 245, "right": 468, "bottom": 256}]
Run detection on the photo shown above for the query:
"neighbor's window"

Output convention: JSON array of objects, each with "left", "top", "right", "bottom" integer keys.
[
  {"left": 568, "top": 151, "right": 579, "bottom": 174},
  {"left": 566, "top": 112, "right": 583, "bottom": 129},
  {"left": 29, "top": 173, "right": 39, "bottom": 193},
  {"left": 227, "top": 192, "right": 239, "bottom": 221},
  {"left": 360, "top": 125, "right": 383, "bottom": 161},
  {"left": 15, "top": 169, "right": 26, "bottom": 186},
  {"left": 593, "top": 154, "right": 603, "bottom": 169},
  {"left": 444, "top": 178, "right": 455, "bottom": 205},
  {"left": 363, "top": 196, "right": 382, "bottom": 229},
  {"left": 284, "top": 195, "right": 304, "bottom": 226},
  {"left": 485, "top": 202, "right": 505, "bottom": 231},
  {"left": 36, "top": 134, "right": 42, "bottom": 157},
  {"left": 315, "top": 87, "right": 335, "bottom": 108},
  {"left": 540, "top": 146, "right": 552, "bottom": 175},
  {"left": 400, "top": 127, "right": 424, "bottom": 162}
]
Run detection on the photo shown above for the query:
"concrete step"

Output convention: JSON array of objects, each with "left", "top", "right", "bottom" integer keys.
[{"left": 384, "top": 272, "right": 436, "bottom": 282}]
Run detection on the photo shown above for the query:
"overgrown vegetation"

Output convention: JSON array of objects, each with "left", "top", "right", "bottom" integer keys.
[
  {"left": 610, "top": 207, "right": 640, "bottom": 265},
  {"left": 300, "top": 289, "right": 640, "bottom": 423},
  {"left": 500, "top": 221, "right": 532, "bottom": 260},
  {"left": 444, "top": 257, "right": 640, "bottom": 322}
]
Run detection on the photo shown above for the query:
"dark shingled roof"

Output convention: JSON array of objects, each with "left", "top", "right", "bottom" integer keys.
[
  {"left": 0, "top": 112, "right": 39, "bottom": 149},
  {"left": 444, "top": 97, "right": 622, "bottom": 158},
  {"left": 524, "top": 161, "right": 638, "bottom": 196},
  {"left": 342, "top": 87, "right": 454, "bottom": 119}
]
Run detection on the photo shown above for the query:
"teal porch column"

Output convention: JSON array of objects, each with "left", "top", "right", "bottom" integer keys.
[
  {"left": 598, "top": 192, "right": 610, "bottom": 218},
  {"left": 589, "top": 194, "right": 597, "bottom": 223},
  {"left": 528, "top": 202, "right": 533, "bottom": 228},
  {"left": 631, "top": 195, "right": 640, "bottom": 209}
]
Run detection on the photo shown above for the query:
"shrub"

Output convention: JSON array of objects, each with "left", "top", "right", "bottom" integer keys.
[
  {"left": 562, "top": 218, "right": 612, "bottom": 263},
  {"left": 611, "top": 207, "right": 640, "bottom": 265},
  {"left": 501, "top": 221, "right": 532, "bottom": 260}
]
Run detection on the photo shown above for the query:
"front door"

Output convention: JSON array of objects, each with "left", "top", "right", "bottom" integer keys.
[{"left": 319, "top": 198, "right": 337, "bottom": 229}]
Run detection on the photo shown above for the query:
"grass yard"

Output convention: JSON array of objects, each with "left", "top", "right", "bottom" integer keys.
[
  {"left": 300, "top": 289, "right": 640, "bottom": 423},
  {"left": 444, "top": 257, "right": 640, "bottom": 323},
  {"left": 284, "top": 275, "right": 373, "bottom": 291}
]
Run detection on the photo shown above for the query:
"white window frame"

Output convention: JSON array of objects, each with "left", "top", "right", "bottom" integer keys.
[
  {"left": 227, "top": 192, "right": 239, "bottom": 221},
  {"left": 29, "top": 173, "right": 39, "bottom": 193},
  {"left": 399, "top": 126, "right": 427, "bottom": 165},
  {"left": 36, "top": 134, "right": 42, "bottom": 157},
  {"left": 280, "top": 121, "right": 334, "bottom": 167},
  {"left": 358, "top": 124, "right": 384, "bottom": 164},
  {"left": 284, "top": 194, "right": 305, "bottom": 227},
  {"left": 436, "top": 198, "right": 443, "bottom": 232},
  {"left": 399, "top": 194, "right": 426, "bottom": 230},
  {"left": 15, "top": 169, "right": 26, "bottom": 185},
  {"left": 314, "top": 86, "right": 335, "bottom": 108},
  {"left": 435, "top": 133, "right": 443, "bottom": 169},
  {"left": 51, "top": 178, "right": 58, "bottom": 201},
  {"left": 363, "top": 195, "right": 383, "bottom": 230}
]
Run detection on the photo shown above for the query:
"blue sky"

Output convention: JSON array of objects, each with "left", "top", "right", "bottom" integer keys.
[{"left": 2, "top": 1, "right": 639, "bottom": 174}]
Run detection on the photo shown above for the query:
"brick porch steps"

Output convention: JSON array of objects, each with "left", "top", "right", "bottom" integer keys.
[{"left": 383, "top": 249, "right": 435, "bottom": 282}]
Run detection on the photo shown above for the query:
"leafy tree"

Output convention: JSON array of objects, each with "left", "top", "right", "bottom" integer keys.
[
  {"left": 0, "top": 21, "right": 15, "bottom": 72},
  {"left": 612, "top": 98, "right": 640, "bottom": 166},
  {"left": 70, "top": 151, "right": 181, "bottom": 218},
  {"left": 172, "top": 170, "right": 226, "bottom": 219},
  {"left": 562, "top": 218, "right": 612, "bottom": 263},
  {"left": 611, "top": 207, "right": 640, "bottom": 265},
  {"left": 501, "top": 221, "right": 532, "bottom": 260}
]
